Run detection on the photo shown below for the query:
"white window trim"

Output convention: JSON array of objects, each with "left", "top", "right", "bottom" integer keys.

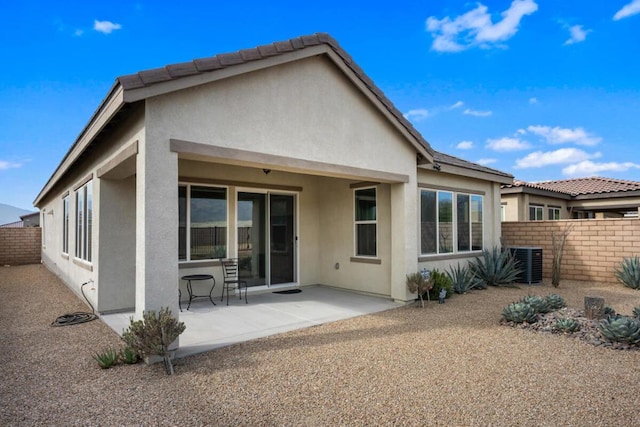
[
  {"left": 420, "top": 188, "right": 484, "bottom": 257},
  {"left": 529, "top": 204, "right": 544, "bottom": 221},
  {"left": 75, "top": 181, "right": 92, "bottom": 262},
  {"left": 62, "top": 195, "right": 69, "bottom": 254},
  {"left": 353, "top": 186, "right": 378, "bottom": 258},
  {"left": 179, "top": 183, "right": 229, "bottom": 263}
]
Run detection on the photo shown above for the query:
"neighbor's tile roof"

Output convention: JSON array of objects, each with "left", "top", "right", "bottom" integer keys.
[
  {"left": 117, "top": 32, "right": 434, "bottom": 157},
  {"left": 503, "top": 177, "right": 640, "bottom": 196}
]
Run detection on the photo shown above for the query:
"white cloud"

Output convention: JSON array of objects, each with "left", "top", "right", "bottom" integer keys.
[
  {"left": 564, "top": 25, "right": 590, "bottom": 45},
  {"left": 563, "top": 160, "right": 640, "bottom": 176},
  {"left": 464, "top": 108, "right": 492, "bottom": 117},
  {"left": 476, "top": 158, "right": 497, "bottom": 165},
  {"left": 529, "top": 97, "right": 538, "bottom": 104},
  {"left": 614, "top": 0, "right": 640, "bottom": 20},
  {"left": 486, "top": 137, "right": 531, "bottom": 151},
  {"left": 426, "top": 0, "right": 538, "bottom": 52},
  {"left": 403, "top": 109, "right": 429, "bottom": 122},
  {"left": 94, "top": 20, "right": 122, "bottom": 34},
  {"left": 450, "top": 101, "right": 464, "bottom": 109},
  {"left": 0, "top": 160, "right": 23, "bottom": 170},
  {"left": 74, "top": 29, "right": 84, "bottom": 37},
  {"left": 527, "top": 125, "right": 602, "bottom": 146},
  {"left": 456, "top": 141, "right": 474, "bottom": 150},
  {"left": 515, "top": 148, "right": 600, "bottom": 168}
]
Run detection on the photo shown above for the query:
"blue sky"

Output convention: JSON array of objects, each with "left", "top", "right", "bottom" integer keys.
[{"left": 1, "top": 0, "right": 639, "bottom": 210}]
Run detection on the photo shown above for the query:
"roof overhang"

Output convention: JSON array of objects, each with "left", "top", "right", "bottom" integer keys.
[
  {"left": 500, "top": 185, "right": 572, "bottom": 199},
  {"left": 424, "top": 162, "right": 513, "bottom": 185}
]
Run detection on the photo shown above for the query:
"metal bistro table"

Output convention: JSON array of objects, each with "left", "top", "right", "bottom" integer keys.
[{"left": 180, "top": 274, "right": 216, "bottom": 311}]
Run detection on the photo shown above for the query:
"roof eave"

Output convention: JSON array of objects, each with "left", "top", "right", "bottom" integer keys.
[
  {"left": 34, "top": 84, "right": 125, "bottom": 206},
  {"left": 425, "top": 162, "right": 513, "bottom": 185}
]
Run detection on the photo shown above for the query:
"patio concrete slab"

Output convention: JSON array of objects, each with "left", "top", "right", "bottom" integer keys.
[{"left": 100, "top": 285, "right": 405, "bottom": 358}]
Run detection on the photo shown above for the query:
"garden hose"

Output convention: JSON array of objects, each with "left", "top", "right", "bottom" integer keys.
[{"left": 51, "top": 281, "right": 98, "bottom": 326}]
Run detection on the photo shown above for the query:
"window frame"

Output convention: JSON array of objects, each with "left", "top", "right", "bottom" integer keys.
[
  {"left": 420, "top": 188, "right": 484, "bottom": 256},
  {"left": 62, "top": 195, "right": 69, "bottom": 254},
  {"left": 179, "top": 183, "right": 229, "bottom": 263},
  {"left": 353, "top": 186, "right": 377, "bottom": 258},
  {"left": 529, "top": 204, "right": 544, "bottom": 221},
  {"left": 548, "top": 206, "right": 561, "bottom": 220},
  {"left": 75, "top": 181, "right": 93, "bottom": 262}
]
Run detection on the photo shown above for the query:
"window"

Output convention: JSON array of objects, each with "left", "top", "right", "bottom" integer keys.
[
  {"left": 548, "top": 206, "right": 561, "bottom": 220},
  {"left": 75, "top": 181, "right": 92, "bottom": 261},
  {"left": 179, "top": 185, "right": 227, "bottom": 261},
  {"left": 62, "top": 196, "right": 69, "bottom": 254},
  {"left": 354, "top": 187, "right": 376, "bottom": 257},
  {"left": 420, "top": 189, "right": 483, "bottom": 255},
  {"left": 500, "top": 204, "right": 506, "bottom": 222},
  {"left": 529, "top": 205, "right": 543, "bottom": 221}
]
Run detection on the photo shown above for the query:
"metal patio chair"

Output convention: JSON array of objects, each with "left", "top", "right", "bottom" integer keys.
[{"left": 220, "top": 258, "right": 248, "bottom": 305}]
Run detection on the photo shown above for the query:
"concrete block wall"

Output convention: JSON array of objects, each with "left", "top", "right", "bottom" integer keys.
[
  {"left": 0, "top": 228, "right": 42, "bottom": 266},
  {"left": 502, "top": 218, "right": 640, "bottom": 283}
]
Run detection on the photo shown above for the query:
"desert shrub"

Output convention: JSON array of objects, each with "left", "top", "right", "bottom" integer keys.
[
  {"left": 122, "top": 307, "right": 186, "bottom": 375},
  {"left": 598, "top": 315, "right": 640, "bottom": 344},
  {"left": 120, "top": 347, "right": 140, "bottom": 364},
  {"left": 469, "top": 247, "right": 522, "bottom": 287},
  {"left": 428, "top": 269, "right": 452, "bottom": 301},
  {"left": 94, "top": 347, "right": 119, "bottom": 369},
  {"left": 614, "top": 255, "right": 640, "bottom": 290},
  {"left": 502, "top": 302, "right": 537, "bottom": 324},
  {"left": 545, "top": 294, "right": 567, "bottom": 310},
  {"left": 406, "top": 272, "right": 432, "bottom": 308},
  {"left": 447, "top": 263, "right": 483, "bottom": 294},
  {"left": 521, "top": 295, "right": 552, "bottom": 314},
  {"left": 554, "top": 318, "right": 580, "bottom": 333}
]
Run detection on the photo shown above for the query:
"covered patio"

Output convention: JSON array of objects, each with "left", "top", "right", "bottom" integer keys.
[{"left": 101, "top": 285, "right": 404, "bottom": 358}]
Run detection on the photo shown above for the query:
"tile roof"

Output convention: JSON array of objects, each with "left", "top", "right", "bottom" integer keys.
[
  {"left": 503, "top": 176, "right": 640, "bottom": 196},
  {"left": 117, "top": 32, "right": 434, "bottom": 157},
  {"left": 433, "top": 151, "right": 513, "bottom": 178}
]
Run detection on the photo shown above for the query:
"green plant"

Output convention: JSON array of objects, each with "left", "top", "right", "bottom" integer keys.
[
  {"left": 521, "top": 295, "right": 552, "bottom": 314},
  {"left": 604, "top": 306, "right": 617, "bottom": 317},
  {"left": 93, "top": 347, "right": 119, "bottom": 369},
  {"left": 633, "top": 307, "right": 640, "bottom": 319},
  {"left": 502, "top": 302, "right": 537, "bottom": 324},
  {"left": 554, "top": 318, "right": 580, "bottom": 333},
  {"left": 598, "top": 316, "right": 640, "bottom": 344},
  {"left": 614, "top": 255, "right": 640, "bottom": 290},
  {"left": 120, "top": 347, "right": 140, "bottom": 365},
  {"left": 428, "top": 269, "right": 452, "bottom": 301},
  {"left": 469, "top": 246, "right": 522, "bottom": 287},
  {"left": 545, "top": 294, "right": 567, "bottom": 310},
  {"left": 122, "top": 307, "right": 186, "bottom": 375},
  {"left": 447, "top": 263, "right": 483, "bottom": 294},
  {"left": 406, "top": 272, "right": 432, "bottom": 308}
]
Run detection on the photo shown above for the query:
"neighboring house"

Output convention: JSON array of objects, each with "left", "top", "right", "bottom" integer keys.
[
  {"left": 34, "top": 33, "right": 512, "bottom": 323},
  {"left": 20, "top": 212, "right": 40, "bottom": 227},
  {"left": 0, "top": 221, "right": 24, "bottom": 228},
  {"left": 501, "top": 177, "right": 640, "bottom": 221}
]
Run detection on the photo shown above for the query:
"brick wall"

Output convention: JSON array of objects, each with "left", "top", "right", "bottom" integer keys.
[
  {"left": 0, "top": 227, "right": 42, "bottom": 266},
  {"left": 502, "top": 218, "right": 640, "bottom": 283}
]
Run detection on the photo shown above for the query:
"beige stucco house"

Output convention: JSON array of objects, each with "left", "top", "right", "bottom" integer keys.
[
  {"left": 501, "top": 177, "right": 640, "bottom": 221},
  {"left": 35, "top": 33, "right": 512, "bottom": 329}
]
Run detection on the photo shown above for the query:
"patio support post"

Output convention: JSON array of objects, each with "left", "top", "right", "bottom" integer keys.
[
  {"left": 390, "top": 181, "right": 418, "bottom": 302},
  {"left": 135, "top": 134, "right": 180, "bottom": 323}
]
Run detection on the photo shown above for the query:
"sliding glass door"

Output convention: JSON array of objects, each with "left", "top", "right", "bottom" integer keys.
[{"left": 237, "top": 192, "right": 296, "bottom": 287}]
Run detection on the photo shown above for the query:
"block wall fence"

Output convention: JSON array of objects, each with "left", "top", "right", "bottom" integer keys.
[
  {"left": 0, "top": 228, "right": 41, "bottom": 266},
  {"left": 501, "top": 218, "right": 640, "bottom": 284}
]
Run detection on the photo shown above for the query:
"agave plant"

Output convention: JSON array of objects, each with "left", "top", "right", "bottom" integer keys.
[
  {"left": 469, "top": 246, "right": 522, "bottom": 287},
  {"left": 555, "top": 318, "right": 580, "bottom": 333},
  {"left": 598, "top": 316, "right": 640, "bottom": 344},
  {"left": 633, "top": 306, "right": 640, "bottom": 319},
  {"left": 447, "top": 263, "right": 484, "bottom": 294},
  {"left": 521, "top": 295, "right": 552, "bottom": 314},
  {"left": 502, "top": 302, "right": 537, "bottom": 324},
  {"left": 545, "top": 294, "right": 567, "bottom": 310},
  {"left": 614, "top": 255, "right": 640, "bottom": 290}
]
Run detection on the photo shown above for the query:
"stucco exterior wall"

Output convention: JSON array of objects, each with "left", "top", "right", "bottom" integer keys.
[{"left": 39, "top": 105, "right": 144, "bottom": 310}]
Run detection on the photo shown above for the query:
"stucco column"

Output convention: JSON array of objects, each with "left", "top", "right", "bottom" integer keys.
[
  {"left": 390, "top": 181, "right": 418, "bottom": 302},
  {"left": 135, "top": 135, "right": 179, "bottom": 319}
]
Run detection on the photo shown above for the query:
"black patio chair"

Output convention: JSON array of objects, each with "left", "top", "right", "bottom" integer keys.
[{"left": 220, "top": 258, "right": 248, "bottom": 305}]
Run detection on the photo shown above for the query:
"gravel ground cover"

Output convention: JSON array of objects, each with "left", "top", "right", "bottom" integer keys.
[{"left": 1, "top": 264, "right": 639, "bottom": 426}]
